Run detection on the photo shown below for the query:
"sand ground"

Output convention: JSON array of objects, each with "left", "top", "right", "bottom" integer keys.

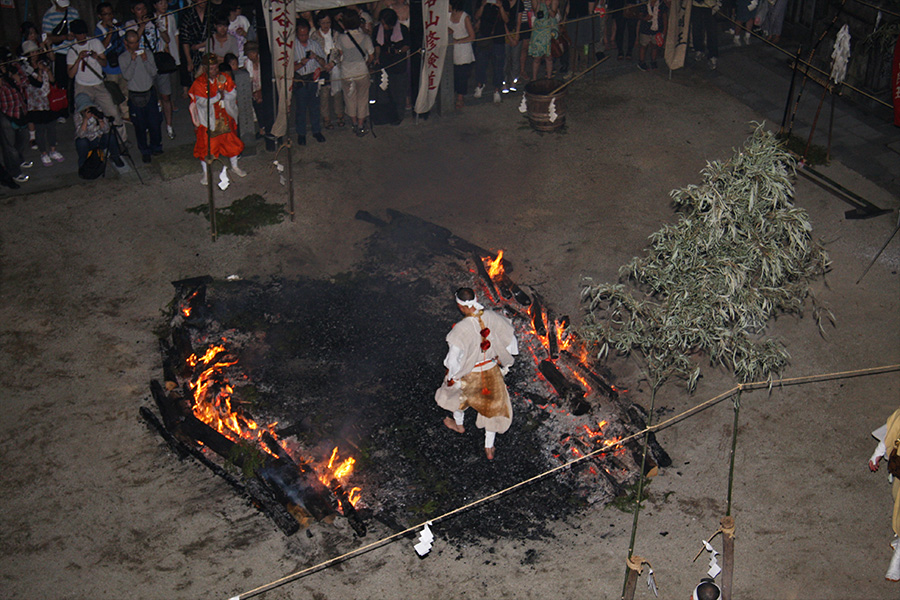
[{"left": 1, "top": 66, "right": 898, "bottom": 600}]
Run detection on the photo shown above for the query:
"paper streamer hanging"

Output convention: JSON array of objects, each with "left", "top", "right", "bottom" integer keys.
[
  {"left": 647, "top": 567, "right": 659, "bottom": 597},
  {"left": 218, "top": 165, "right": 230, "bottom": 191},
  {"left": 379, "top": 69, "right": 389, "bottom": 91},
  {"left": 518, "top": 94, "right": 527, "bottom": 113},
  {"left": 702, "top": 540, "right": 721, "bottom": 579},
  {"left": 548, "top": 98, "right": 558, "bottom": 123},
  {"left": 830, "top": 24, "right": 851, "bottom": 84},
  {"left": 414, "top": 522, "right": 434, "bottom": 557}
]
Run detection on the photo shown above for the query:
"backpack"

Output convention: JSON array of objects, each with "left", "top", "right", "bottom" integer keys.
[{"left": 78, "top": 147, "right": 107, "bottom": 180}]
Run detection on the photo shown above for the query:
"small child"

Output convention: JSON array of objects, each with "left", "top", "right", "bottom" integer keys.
[
  {"left": 636, "top": 0, "right": 667, "bottom": 71},
  {"left": 227, "top": 3, "right": 251, "bottom": 65}
]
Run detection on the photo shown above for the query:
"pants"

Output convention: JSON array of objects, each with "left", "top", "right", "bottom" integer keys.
[
  {"left": 105, "top": 72, "right": 130, "bottom": 116},
  {"left": 385, "top": 70, "right": 408, "bottom": 123},
  {"left": 475, "top": 41, "right": 505, "bottom": 89},
  {"left": 129, "top": 88, "right": 163, "bottom": 157},
  {"left": 504, "top": 40, "right": 523, "bottom": 85},
  {"left": 319, "top": 83, "right": 344, "bottom": 123},
  {"left": 0, "top": 113, "right": 27, "bottom": 177},
  {"left": 343, "top": 74, "right": 370, "bottom": 119},
  {"left": 33, "top": 120, "right": 58, "bottom": 153},
  {"left": 691, "top": 6, "right": 719, "bottom": 58},
  {"left": 75, "top": 132, "right": 121, "bottom": 168},
  {"left": 293, "top": 80, "right": 321, "bottom": 137},
  {"left": 454, "top": 62, "right": 474, "bottom": 96}
]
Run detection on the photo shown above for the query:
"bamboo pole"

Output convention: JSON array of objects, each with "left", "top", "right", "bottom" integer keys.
[{"left": 721, "top": 516, "right": 735, "bottom": 600}]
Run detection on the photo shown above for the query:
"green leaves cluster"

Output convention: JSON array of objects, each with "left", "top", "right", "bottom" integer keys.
[{"left": 581, "top": 125, "right": 830, "bottom": 391}]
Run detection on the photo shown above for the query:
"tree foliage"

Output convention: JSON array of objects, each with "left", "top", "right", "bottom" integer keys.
[{"left": 581, "top": 125, "right": 831, "bottom": 391}]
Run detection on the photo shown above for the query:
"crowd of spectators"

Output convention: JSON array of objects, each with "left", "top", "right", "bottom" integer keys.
[{"left": 0, "top": 0, "right": 781, "bottom": 189}]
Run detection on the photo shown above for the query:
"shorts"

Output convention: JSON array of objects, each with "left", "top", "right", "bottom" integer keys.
[
  {"left": 154, "top": 71, "right": 172, "bottom": 96},
  {"left": 639, "top": 32, "right": 654, "bottom": 46}
]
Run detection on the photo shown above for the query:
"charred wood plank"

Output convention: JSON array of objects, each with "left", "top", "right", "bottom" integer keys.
[
  {"left": 171, "top": 326, "right": 194, "bottom": 366},
  {"left": 538, "top": 360, "right": 591, "bottom": 415},
  {"left": 568, "top": 356, "right": 616, "bottom": 401},
  {"left": 507, "top": 278, "right": 532, "bottom": 307},
  {"left": 495, "top": 272, "right": 513, "bottom": 299},
  {"left": 624, "top": 405, "right": 672, "bottom": 468}
]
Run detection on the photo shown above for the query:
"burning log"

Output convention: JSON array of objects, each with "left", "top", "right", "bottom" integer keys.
[
  {"left": 546, "top": 309, "right": 559, "bottom": 360},
  {"left": 569, "top": 357, "right": 616, "bottom": 401},
  {"left": 330, "top": 479, "right": 367, "bottom": 537},
  {"left": 507, "top": 277, "right": 531, "bottom": 307},
  {"left": 538, "top": 360, "right": 591, "bottom": 416},
  {"left": 530, "top": 294, "right": 547, "bottom": 338},
  {"left": 473, "top": 252, "right": 499, "bottom": 302},
  {"left": 495, "top": 273, "right": 513, "bottom": 300}
]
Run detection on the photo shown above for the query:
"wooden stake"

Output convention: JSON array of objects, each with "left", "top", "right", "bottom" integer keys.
[{"left": 721, "top": 516, "right": 735, "bottom": 600}]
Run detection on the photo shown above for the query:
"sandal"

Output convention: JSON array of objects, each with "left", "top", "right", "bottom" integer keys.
[
  {"left": 324, "top": 120, "right": 334, "bottom": 130},
  {"left": 335, "top": 117, "right": 346, "bottom": 127}
]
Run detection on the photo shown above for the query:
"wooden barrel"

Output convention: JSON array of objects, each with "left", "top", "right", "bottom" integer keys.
[{"left": 524, "top": 78, "right": 567, "bottom": 132}]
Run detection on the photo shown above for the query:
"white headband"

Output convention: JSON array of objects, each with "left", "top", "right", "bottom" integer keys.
[{"left": 455, "top": 294, "right": 484, "bottom": 311}]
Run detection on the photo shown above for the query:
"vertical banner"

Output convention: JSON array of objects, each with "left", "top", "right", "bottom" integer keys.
[
  {"left": 664, "top": 0, "right": 691, "bottom": 70},
  {"left": 414, "top": 0, "right": 449, "bottom": 114},
  {"left": 264, "top": 0, "right": 296, "bottom": 137}
]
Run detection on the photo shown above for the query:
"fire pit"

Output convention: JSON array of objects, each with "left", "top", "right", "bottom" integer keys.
[{"left": 141, "top": 210, "right": 669, "bottom": 541}]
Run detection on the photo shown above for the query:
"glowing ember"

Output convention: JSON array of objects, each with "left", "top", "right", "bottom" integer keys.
[{"left": 484, "top": 250, "right": 505, "bottom": 280}]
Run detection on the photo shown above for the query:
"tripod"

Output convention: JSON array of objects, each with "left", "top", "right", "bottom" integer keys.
[{"left": 101, "top": 113, "right": 143, "bottom": 185}]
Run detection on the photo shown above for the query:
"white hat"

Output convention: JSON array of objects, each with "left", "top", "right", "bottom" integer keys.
[
  {"left": 21, "top": 40, "right": 39, "bottom": 55},
  {"left": 56, "top": 0, "right": 71, "bottom": 7}
]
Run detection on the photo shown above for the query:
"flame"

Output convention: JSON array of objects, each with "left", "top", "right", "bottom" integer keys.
[
  {"left": 317, "top": 446, "right": 360, "bottom": 507},
  {"left": 484, "top": 250, "right": 505, "bottom": 279}
]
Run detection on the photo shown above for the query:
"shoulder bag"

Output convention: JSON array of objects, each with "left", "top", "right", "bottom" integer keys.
[
  {"left": 143, "top": 30, "right": 177, "bottom": 74},
  {"left": 84, "top": 59, "right": 127, "bottom": 106}
]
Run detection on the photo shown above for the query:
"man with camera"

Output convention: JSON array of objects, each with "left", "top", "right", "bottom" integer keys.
[
  {"left": 73, "top": 93, "right": 126, "bottom": 175},
  {"left": 120, "top": 31, "right": 163, "bottom": 163},
  {"left": 66, "top": 19, "right": 126, "bottom": 143},
  {"left": 293, "top": 19, "right": 327, "bottom": 146}
]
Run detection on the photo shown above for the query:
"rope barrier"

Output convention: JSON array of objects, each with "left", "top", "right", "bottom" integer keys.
[
  {"left": 715, "top": 11, "right": 892, "bottom": 109},
  {"left": 229, "top": 362, "right": 900, "bottom": 599},
  {"left": 849, "top": 0, "right": 900, "bottom": 18}
]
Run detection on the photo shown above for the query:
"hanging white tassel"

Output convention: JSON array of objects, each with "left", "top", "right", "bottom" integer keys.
[
  {"left": 647, "top": 567, "right": 659, "bottom": 597},
  {"left": 218, "top": 165, "right": 230, "bottom": 190},
  {"left": 548, "top": 98, "right": 558, "bottom": 123},
  {"left": 702, "top": 540, "right": 722, "bottom": 578},
  {"left": 830, "top": 24, "right": 851, "bottom": 84},
  {"left": 273, "top": 160, "right": 284, "bottom": 173},
  {"left": 414, "top": 522, "right": 434, "bottom": 557},
  {"left": 518, "top": 94, "right": 527, "bottom": 113},
  {"left": 379, "top": 69, "right": 389, "bottom": 91}
]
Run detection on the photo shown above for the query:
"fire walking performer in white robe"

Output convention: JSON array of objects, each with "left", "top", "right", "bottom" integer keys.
[
  {"left": 435, "top": 287, "right": 518, "bottom": 460},
  {"left": 870, "top": 407, "right": 900, "bottom": 581}
]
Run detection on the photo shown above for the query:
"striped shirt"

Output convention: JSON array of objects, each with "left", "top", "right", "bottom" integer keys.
[
  {"left": 294, "top": 39, "right": 325, "bottom": 77},
  {"left": 42, "top": 6, "right": 81, "bottom": 54}
]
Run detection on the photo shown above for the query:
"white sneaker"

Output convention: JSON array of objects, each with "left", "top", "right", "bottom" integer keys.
[
  {"left": 474, "top": 84, "right": 484, "bottom": 99},
  {"left": 20, "top": 160, "right": 33, "bottom": 169},
  {"left": 694, "top": 50, "right": 704, "bottom": 61},
  {"left": 744, "top": 32, "right": 751, "bottom": 45},
  {"left": 167, "top": 125, "right": 175, "bottom": 139},
  {"left": 733, "top": 35, "right": 742, "bottom": 46},
  {"left": 41, "top": 154, "right": 52, "bottom": 167},
  {"left": 709, "top": 57, "right": 718, "bottom": 70},
  {"left": 49, "top": 150, "right": 64, "bottom": 162},
  {"left": 13, "top": 174, "right": 28, "bottom": 183},
  {"left": 493, "top": 90, "right": 501, "bottom": 103},
  {"left": 231, "top": 165, "right": 247, "bottom": 178}
]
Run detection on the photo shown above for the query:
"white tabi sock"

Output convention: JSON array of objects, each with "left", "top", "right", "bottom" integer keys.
[
  {"left": 484, "top": 431, "right": 496, "bottom": 448},
  {"left": 453, "top": 410, "right": 465, "bottom": 426}
]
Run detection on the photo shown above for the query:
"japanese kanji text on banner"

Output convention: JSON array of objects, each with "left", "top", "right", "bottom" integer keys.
[
  {"left": 263, "top": 0, "right": 297, "bottom": 137},
  {"left": 415, "top": 0, "right": 450, "bottom": 114}
]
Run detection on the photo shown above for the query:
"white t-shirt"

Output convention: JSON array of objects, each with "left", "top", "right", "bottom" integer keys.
[{"left": 67, "top": 38, "right": 107, "bottom": 86}]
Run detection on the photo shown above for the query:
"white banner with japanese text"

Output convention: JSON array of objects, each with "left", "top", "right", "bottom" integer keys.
[
  {"left": 664, "top": 0, "right": 691, "bottom": 70},
  {"left": 414, "top": 0, "right": 449, "bottom": 114},
  {"left": 263, "top": 0, "right": 297, "bottom": 137}
]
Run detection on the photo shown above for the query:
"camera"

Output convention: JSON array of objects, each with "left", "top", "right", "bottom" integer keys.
[
  {"left": 136, "top": 49, "right": 144, "bottom": 55},
  {"left": 306, "top": 50, "right": 312, "bottom": 59}
]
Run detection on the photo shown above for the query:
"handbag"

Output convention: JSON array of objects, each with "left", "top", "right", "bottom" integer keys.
[
  {"left": 550, "top": 28, "right": 570, "bottom": 58},
  {"left": 48, "top": 85, "right": 68, "bottom": 112},
  {"left": 50, "top": 7, "right": 70, "bottom": 37},
  {"left": 143, "top": 30, "right": 177, "bottom": 74},
  {"left": 78, "top": 147, "right": 107, "bottom": 180},
  {"left": 154, "top": 51, "right": 177, "bottom": 74},
  {"left": 889, "top": 442, "right": 900, "bottom": 478}
]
